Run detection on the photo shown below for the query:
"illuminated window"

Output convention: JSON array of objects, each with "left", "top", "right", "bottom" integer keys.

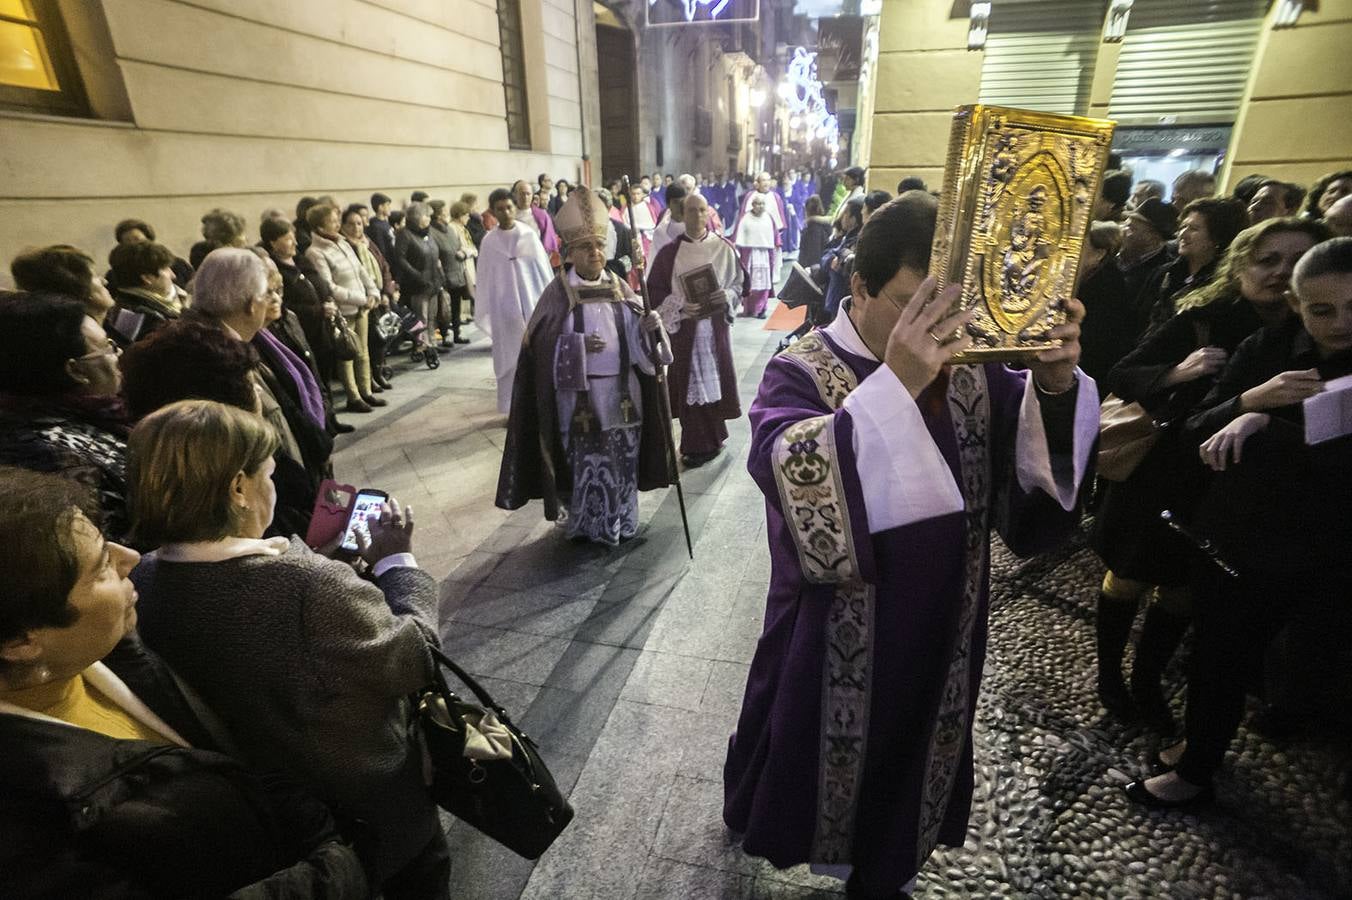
[
  {"left": 496, "top": 0, "right": 531, "bottom": 149},
  {"left": 0, "top": 0, "right": 86, "bottom": 115}
]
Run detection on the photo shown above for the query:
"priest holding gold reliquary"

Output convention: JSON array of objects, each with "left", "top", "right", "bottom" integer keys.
[{"left": 722, "top": 107, "right": 1106, "bottom": 899}]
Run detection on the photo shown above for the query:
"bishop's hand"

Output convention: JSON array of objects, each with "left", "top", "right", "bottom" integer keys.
[{"left": 883, "top": 277, "right": 973, "bottom": 400}]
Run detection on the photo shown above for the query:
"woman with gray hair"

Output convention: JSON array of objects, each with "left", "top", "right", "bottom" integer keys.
[
  {"left": 189, "top": 207, "right": 247, "bottom": 271},
  {"left": 182, "top": 248, "right": 332, "bottom": 539}
]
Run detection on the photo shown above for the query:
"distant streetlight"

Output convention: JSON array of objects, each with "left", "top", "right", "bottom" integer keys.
[
  {"left": 790, "top": 115, "right": 802, "bottom": 129},
  {"left": 749, "top": 88, "right": 767, "bottom": 108}
]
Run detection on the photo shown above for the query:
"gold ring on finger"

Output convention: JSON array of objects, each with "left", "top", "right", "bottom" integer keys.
[{"left": 929, "top": 331, "right": 945, "bottom": 344}]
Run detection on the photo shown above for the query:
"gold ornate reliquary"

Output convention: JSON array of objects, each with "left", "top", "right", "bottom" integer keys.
[{"left": 928, "top": 105, "right": 1116, "bottom": 362}]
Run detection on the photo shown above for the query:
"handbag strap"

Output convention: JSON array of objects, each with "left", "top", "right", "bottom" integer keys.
[{"left": 428, "top": 644, "right": 511, "bottom": 721}]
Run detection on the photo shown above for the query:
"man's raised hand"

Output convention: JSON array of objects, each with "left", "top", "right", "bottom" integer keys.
[{"left": 883, "top": 277, "right": 973, "bottom": 399}]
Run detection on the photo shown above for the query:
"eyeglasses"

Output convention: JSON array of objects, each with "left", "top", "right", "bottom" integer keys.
[{"left": 75, "top": 338, "right": 120, "bottom": 360}]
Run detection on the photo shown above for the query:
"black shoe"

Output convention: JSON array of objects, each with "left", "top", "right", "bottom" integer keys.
[
  {"left": 845, "top": 871, "right": 911, "bottom": 899},
  {"left": 756, "top": 310, "right": 768, "bottom": 319},
  {"left": 360, "top": 394, "right": 387, "bottom": 408},
  {"left": 369, "top": 382, "right": 384, "bottom": 394},
  {"left": 344, "top": 400, "right": 373, "bottom": 414},
  {"left": 332, "top": 420, "right": 356, "bottom": 434},
  {"left": 454, "top": 334, "right": 470, "bottom": 344},
  {"left": 1124, "top": 778, "right": 1212, "bottom": 810},
  {"left": 440, "top": 335, "right": 453, "bottom": 349}
]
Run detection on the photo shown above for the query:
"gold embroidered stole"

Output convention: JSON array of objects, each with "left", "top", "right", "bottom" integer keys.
[{"left": 770, "top": 332, "right": 873, "bottom": 863}]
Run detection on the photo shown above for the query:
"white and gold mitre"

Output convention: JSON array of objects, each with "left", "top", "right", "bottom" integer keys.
[{"left": 554, "top": 187, "right": 609, "bottom": 246}]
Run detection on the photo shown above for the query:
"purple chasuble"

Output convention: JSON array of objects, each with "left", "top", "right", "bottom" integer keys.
[{"left": 723, "top": 328, "right": 1084, "bottom": 889}]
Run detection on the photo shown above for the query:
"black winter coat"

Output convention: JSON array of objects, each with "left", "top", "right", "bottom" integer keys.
[
  {"left": 392, "top": 227, "right": 441, "bottom": 298},
  {"left": 1077, "top": 261, "right": 1137, "bottom": 394},
  {"left": 0, "top": 637, "right": 367, "bottom": 899},
  {"left": 1185, "top": 320, "right": 1352, "bottom": 577},
  {"left": 1090, "top": 294, "right": 1277, "bottom": 583},
  {"left": 271, "top": 253, "right": 330, "bottom": 359},
  {"left": 796, "top": 217, "right": 833, "bottom": 273}
]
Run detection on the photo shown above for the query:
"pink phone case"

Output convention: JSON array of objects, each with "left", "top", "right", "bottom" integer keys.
[{"left": 305, "top": 480, "right": 356, "bottom": 550}]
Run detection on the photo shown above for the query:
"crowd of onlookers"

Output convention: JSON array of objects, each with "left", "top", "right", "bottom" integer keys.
[
  {"left": 0, "top": 159, "right": 1347, "bottom": 895},
  {"left": 1058, "top": 165, "right": 1352, "bottom": 808}
]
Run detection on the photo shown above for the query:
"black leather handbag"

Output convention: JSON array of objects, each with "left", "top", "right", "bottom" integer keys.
[
  {"left": 417, "top": 645, "right": 574, "bottom": 859},
  {"left": 329, "top": 313, "right": 360, "bottom": 361}
]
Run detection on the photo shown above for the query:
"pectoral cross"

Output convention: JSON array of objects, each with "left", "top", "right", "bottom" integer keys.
[
  {"left": 620, "top": 395, "right": 637, "bottom": 425},
  {"left": 573, "top": 401, "right": 595, "bottom": 434}
]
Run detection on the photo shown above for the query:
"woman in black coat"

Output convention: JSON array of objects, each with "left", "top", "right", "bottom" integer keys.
[
  {"left": 1089, "top": 217, "right": 1329, "bottom": 733},
  {"left": 0, "top": 468, "right": 367, "bottom": 898},
  {"left": 1136, "top": 197, "right": 1248, "bottom": 331},
  {"left": 1126, "top": 236, "right": 1352, "bottom": 808},
  {"left": 796, "top": 195, "right": 833, "bottom": 273},
  {"left": 392, "top": 203, "right": 442, "bottom": 352}
]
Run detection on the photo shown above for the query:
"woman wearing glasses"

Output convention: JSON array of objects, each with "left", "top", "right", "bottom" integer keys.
[{"left": 0, "top": 292, "right": 130, "bottom": 538}]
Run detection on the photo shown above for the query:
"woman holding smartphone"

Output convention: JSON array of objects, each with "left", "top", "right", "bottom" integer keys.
[{"left": 125, "top": 400, "right": 449, "bottom": 899}]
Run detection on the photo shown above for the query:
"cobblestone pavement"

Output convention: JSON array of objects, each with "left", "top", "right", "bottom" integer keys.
[{"left": 333, "top": 301, "right": 1350, "bottom": 900}]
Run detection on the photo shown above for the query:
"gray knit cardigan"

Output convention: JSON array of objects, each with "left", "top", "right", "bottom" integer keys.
[{"left": 132, "top": 537, "right": 442, "bottom": 882}]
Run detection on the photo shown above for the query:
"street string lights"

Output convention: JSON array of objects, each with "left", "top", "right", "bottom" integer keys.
[
  {"left": 649, "top": 0, "right": 733, "bottom": 23},
  {"left": 780, "top": 47, "right": 838, "bottom": 148}
]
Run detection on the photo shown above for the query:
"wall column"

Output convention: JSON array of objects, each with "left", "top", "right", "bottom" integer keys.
[
  {"left": 1223, "top": 0, "right": 1352, "bottom": 190},
  {"left": 867, "top": 0, "right": 982, "bottom": 192}
]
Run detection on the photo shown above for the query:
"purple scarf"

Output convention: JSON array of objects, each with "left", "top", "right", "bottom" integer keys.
[{"left": 254, "top": 329, "right": 325, "bottom": 428}]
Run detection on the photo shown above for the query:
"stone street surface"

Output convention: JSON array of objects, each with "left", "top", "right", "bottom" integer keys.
[{"left": 333, "top": 302, "right": 1350, "bottom": 900}]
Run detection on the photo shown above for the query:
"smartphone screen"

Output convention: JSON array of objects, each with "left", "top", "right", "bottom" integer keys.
[{"left": 340, "top": 490, "right": 389, "bottom": 552}]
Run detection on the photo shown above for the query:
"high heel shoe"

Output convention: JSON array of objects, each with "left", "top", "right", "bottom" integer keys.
[{"left": 1123, "top": 778, "right": 1213, "bottom": 810}]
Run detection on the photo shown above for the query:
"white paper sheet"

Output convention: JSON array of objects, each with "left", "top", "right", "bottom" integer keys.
[{"left": 1303, "top": 374, "right": 1352, "bottom": 444}]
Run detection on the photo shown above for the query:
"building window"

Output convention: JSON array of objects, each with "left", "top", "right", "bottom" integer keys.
[
  {"left": 0, "top": 0, "right": 86, "bottom": 116},
  {"left": 496, "top": 0, "right": 531, "bottom": 149}
]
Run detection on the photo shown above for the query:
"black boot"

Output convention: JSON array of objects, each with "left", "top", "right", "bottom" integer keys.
[
  {"left": 1096, "top": 592, "right": 1139, "bottom": 718},
  {"left": 1130, "top": 603, "right": 1191, "bottom": 735}
]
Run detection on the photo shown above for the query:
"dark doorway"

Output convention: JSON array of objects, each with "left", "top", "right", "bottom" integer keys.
[{"left": 595, "top": 22, "right": 639, "bottom": 184}]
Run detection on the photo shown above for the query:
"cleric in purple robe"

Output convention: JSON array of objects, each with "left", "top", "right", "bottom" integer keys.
[
  {"left": 722, "top": 192, "right": 1099, "bottom": 899},
  {"left": 647, "top": 191, "right": 748, "bottom": 466}
]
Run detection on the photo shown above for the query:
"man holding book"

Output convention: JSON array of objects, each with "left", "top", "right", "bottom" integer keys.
[
  {"left": 647, "top": 192, "right": 748, "bottom": 466},
  {"left": 722, "top": 192, "right": 1098, "bottom": 899}
]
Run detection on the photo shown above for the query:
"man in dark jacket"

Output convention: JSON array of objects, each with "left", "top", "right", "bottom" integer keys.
[
  {"left": 366, "top": 192, "right": 397, "bottom": 263},
  {"left": 1118, "top": 198, "right": 1178, "bottom": 338}
]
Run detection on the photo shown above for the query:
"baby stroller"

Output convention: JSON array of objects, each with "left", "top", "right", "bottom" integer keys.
[{"left": 376, "top": 303, "right": 440, "bottom": 371}]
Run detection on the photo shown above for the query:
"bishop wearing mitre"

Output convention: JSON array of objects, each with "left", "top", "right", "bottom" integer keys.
[{"left": 496, "top": 187, "right": 674, "bottom": 545}]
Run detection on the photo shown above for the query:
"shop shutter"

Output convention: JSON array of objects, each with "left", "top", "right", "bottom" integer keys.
[
  {"left": 1109, "top": 0, "right": 1267, "bottom": 125},
  {"left": 978, "top": 1, "right": 1108, "bottom": 117}
]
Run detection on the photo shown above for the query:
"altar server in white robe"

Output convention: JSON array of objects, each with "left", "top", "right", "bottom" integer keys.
[{"left": 477, "top": 187, "right": 554, "bottom": 413}]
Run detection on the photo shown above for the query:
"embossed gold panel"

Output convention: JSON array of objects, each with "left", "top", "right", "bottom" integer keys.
[{"left": 929, "top": 105, "right": 1115, "bottom": 362}]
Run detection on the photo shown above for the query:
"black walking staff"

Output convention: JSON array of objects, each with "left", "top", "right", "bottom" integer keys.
[{"left": 622, "top": 175, "right": 694, "bottom": 559}]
